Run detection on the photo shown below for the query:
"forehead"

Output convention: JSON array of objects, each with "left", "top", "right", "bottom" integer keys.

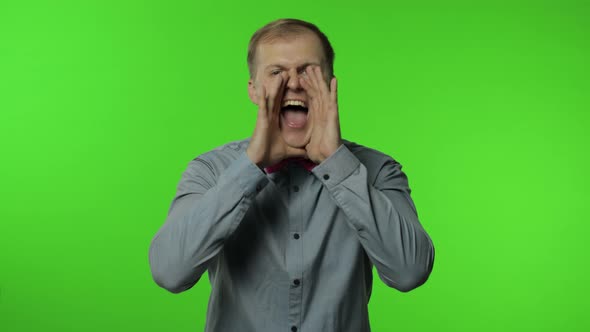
[{"left": 255, "top": 32, "right": 325, "bottom": 68}]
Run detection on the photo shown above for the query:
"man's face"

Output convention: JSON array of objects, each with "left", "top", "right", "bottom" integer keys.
[{"left": 248, "top": 32, "right": 329, "bottom": 149}]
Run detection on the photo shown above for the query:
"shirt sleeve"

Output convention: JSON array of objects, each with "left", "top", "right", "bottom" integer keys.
[
  {"left": 311, "top": 144, "right": 435, "bottom": 292},
  {"left": 148, "top": 151, "right": 269, "bottom": 293}
]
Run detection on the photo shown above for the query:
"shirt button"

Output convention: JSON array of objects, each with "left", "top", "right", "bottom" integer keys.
[
  {"left": 291, "top": 326, "right": 297, "bottom": 332},
  {"left": 256, "top": 184, "right": 262, "bottom": 192},
  {"left": 323, "top": 174, "right": 330, "bottom": 180},
  {"left": 293, "top": 185, "right": 299, "bottom": 192},
  {"left": 293, "top": 233, "right": 300, "bottom": 239},
  {"left": 293, "top": 279, "right": 300, "bottom": 286}
]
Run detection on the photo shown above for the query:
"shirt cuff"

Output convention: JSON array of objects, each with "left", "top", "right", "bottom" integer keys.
[
  {"left": 311, "top": 144, "right": 361, "bottom": 187},
  {"left": 231, "top": 151, "right": 270, "bottom": 196}
]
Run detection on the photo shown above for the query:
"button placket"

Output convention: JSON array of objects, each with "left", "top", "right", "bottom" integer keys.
[{"left": 287, "top": 167, "right": 303, "bottom": 330}]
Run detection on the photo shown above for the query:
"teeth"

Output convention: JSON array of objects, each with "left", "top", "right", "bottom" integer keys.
[{"left": 282, "top": 100, "right": 307, "bottom": 108}]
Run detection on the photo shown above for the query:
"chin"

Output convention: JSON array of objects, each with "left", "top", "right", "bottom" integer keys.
[{"left": 281, "top": 130, "right": 309, "bottom": 149}]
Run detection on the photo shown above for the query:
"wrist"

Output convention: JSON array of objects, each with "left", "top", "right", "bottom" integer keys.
[
  {"left": 246, "top": 147, "right": 266, "bottom": 169},
  {"left": 319, "top": 141, "right": 342, "bottom": 163}
]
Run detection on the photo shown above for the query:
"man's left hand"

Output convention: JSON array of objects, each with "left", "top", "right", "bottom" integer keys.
[{"left": 300, "top": 65, "right": 342, "bottom": 164}]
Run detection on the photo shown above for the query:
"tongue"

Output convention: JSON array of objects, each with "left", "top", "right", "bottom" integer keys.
[{"left": 283, "top": 110, "right": 308, "bottom": 128}]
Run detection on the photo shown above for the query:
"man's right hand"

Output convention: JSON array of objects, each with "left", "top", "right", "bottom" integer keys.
[{"left": 246, "top": 75, "right": 308, "bottom": 169}]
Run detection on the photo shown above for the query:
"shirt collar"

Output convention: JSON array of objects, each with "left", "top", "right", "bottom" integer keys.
[{"left": 264, "top": 157, "right": 317, "bottom": 174}]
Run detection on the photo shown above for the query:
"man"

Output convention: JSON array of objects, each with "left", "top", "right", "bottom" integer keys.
[{"left": 149, "top": 18, "right": 434, "bottom": 332}]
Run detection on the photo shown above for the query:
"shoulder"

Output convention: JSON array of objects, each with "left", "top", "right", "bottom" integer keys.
[
  {"left": 342, "top": 138, "right": 406, "bottom": 185},
  {"left": 342, "top": 138, "right": 400, "bottom": 167},
  {"left": 185, "top": 138, "right": 250, "bottom": 178}
]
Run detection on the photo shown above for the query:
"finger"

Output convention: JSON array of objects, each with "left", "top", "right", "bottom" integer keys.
[
  {"left": 302, "top": 66, "right": 322, "bottom": 99},
  {"left": 300, "top": 74, "right": 317, "bottom": 98},
  {"left": 306, "top": 65, "right": 320, "bottom": 92},
  {"left": 314, "top": 66, "right": 330, "bottom": 96},
  {"left": 274, "top": 73, "right": 288, "bottom": 113},
  {"left": 267, "top": 76, "right": 284, "bottom": 115},
  {"left": 330, "top": 77, "right": 337, "bottom": 104},
  {"left": 309, "top": 66, "right": 328, "bottom": 118},
  {"left": 258, "top": 84, "right": 267, "bottom": 117}
]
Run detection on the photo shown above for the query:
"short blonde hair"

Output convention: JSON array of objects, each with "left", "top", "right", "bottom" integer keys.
[{"left": 247, "top": 18, "right": 335, "bottom": 79}]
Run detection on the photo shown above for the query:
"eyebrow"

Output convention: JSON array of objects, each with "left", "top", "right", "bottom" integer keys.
[{"left": 264, "top": 62, "right": 320, "bottom": 71}]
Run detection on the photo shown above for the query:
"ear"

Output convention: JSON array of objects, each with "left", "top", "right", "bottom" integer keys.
[{"left": 248, "top": 79, "right": 258, "bottom": 105}]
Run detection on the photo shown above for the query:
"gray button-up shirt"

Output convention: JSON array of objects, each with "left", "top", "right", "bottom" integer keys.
[{"left": 149, "top": 138, "right": 435, "bottom": 332}]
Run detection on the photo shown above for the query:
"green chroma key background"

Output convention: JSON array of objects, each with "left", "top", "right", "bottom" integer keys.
[{"left": 1, "top": 0, "right": 588, "bottom": 331}]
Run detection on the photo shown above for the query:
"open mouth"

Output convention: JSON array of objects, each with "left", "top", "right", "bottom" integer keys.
[{"left": 280, "top": 100, "right": 308, "bottom": 128}]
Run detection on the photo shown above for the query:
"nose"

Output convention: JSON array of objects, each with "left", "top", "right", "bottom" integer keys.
[{"left": 285, "top": 69, "right": 303, "bottom": 91}]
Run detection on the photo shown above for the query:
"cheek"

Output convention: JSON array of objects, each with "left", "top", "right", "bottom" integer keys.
[
  {"left": 262, "top": 80, "right": 271, "bottom": 91},
  {"left": 251, "top": 79, "right": 268, "bottom": 97},
  {"left": 256, "top": 78, "right": 270, "bottom": 91}
]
